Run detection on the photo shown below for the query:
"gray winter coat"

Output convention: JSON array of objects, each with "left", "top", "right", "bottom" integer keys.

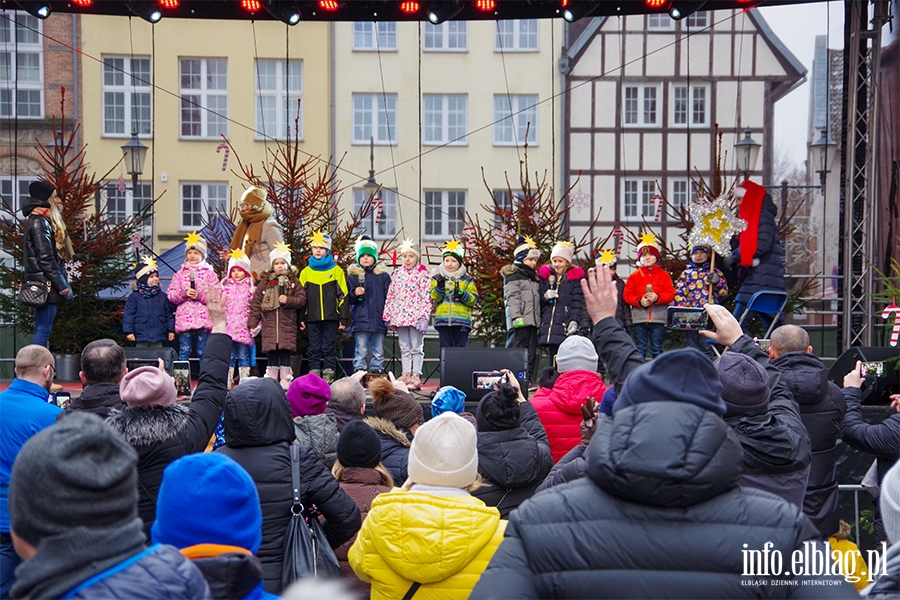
[
  {"left": 293, "top": 412, "right": 338, "bottom": 469},
  {"left": 502, "top": 263, "right": 540, "bottom": 330}
]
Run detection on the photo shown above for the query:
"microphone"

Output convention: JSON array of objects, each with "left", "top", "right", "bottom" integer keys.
[
  {"left": 549, "top": 274, "right": 557, "bottom": 289},
  {"left": 358, "top": 271, "right": 366, "bottom": 287},
  {"left": 645, "top": 284, "right": 653, "bottom": 294},
  {"left": 189, "top": 271, "right": 196, "bottom": 290}
]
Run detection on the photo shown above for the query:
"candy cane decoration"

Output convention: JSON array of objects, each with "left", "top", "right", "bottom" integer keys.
[
  {"left": 216, "top": 143, "right": 230, "bottom": 172},
  {"left": 371, "top": 196, "right": 383, "bottom": 227},
  {"left": 653, "top": 194, "right": 664, "bottom": 222},
  {"left": 612, "top": 228, "right": 624, "bottom": 255},
  {"left": 883, "top": 303, "right": 900, "bottom": 347}
]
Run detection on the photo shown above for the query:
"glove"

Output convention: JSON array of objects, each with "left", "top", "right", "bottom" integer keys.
[
  {"left": 752, "top": 258, "right": 760, "bottom": 267},
  {"left": 544, "top": 289, "right": 558, "bottom": 301},
  {"left": 454, "top": 287, "right": 466, "bottom": 302},
  {"left": 579, "top": 397, "right": 599, "bottom": 446},
  {"left": 511, "top": 317, "right": 526, "bottom": 329},
  {"left": 566, "top": 321, "right": 578, "bottom": 336},
  {"left": 434, "top": 274, "right": 446, "bottom": 287},
  {"left": 415, "top": 317, "right": 429, "bottom": 334},
  {"left": 705, "top": 271, "right": 720, "bottom": 285}
]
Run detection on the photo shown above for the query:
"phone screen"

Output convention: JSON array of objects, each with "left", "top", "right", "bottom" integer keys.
[
  {"left": 173, "top": 360, "right": 191, "bottom": 396},
  {"left": 472, "top": 371, "right": 504, "bottom": 390}
]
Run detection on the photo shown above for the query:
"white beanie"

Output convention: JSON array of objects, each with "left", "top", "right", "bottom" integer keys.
[
  {"left": 269, "top": 241, "right": 292, "bottom": 268},
  {"left": 555, "top": 336, "right": 599, "bottom": 373},
  {"left": 881, "top": 462, "right": 900, "bottom": 543},
  {"left": 407, "top": 412, "right": 478, "bottom": 489},
  {"left": 227, "top": 250, "right": 252, "bottom": 278},
  {"left": 550, "top": 241, "right": 574, "bottom": 265}
]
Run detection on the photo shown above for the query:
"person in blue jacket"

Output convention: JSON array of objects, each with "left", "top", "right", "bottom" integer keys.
[
  {"left": 123, "top": 257, "right": 175, "bottom": 347},
  {"left": 346, "top": 236, "right": 391, "bottom": 373}
]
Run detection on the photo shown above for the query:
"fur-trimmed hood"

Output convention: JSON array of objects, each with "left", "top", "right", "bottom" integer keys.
[
  {"left": 107, "top": 404, "right": 190, "bottom": 448},
  {"left": 500, "top": 264, "right": 518, "bottom": 277},
  {"left": 348, "top": 263, "right": 387, "bottom": 276},
  {"left": 538, "top": 264, "right": 585, "bottom": 281},
  {"left": 364, "top": 416, "right": 411, "bottom": 448}
]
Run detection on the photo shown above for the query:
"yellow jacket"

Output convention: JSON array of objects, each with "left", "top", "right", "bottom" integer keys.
[{"left": 348, "top": 489, "right": 507, "bottom": 600}]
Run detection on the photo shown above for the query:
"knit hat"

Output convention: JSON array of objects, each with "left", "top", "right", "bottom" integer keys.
[
  {"left": 9, "top": 412, "right": 138, "bottom": 546},
  {"left": 286, "top": 373, "right": 330, "bottom": 418},
  {"left": 599, "top": 386, "right": 617, "bottom": 417},
  {"left": 442, "top": 239, "right": 464, "bottom": 263},
  {"left": 407, "top": 412, "right": 478, "bottom": 488},
  {"left": 29, "top": 181, "right": 55, "bottom": 202},
  {"left": 227, "top": 249, "right": 252, "bottom": 278},
  {"left": 636, "top": 233, "right": 661, "bottom": 262},
  {"left": 881, "top": 462, "right": 900, "bottom": 543},
  {"left": 550, "top": 240, "right": 574, "bottom": 265},
  {"left": 555, "top": 336, "right": 599, "bottom": 373},
  {"left": 336, "top": 420, "right": 382, "bottom": 469},
  {"left": 151, "top": 453, "right": 262, "bottom": 553},
  {"left": 476, "top": 384, "right": 520, "bottom": 432},
  {"left": 134, "top": 256, "right": 158, "bottom": 283},
  {"left": 183, "top": 231, "right": 208, "bottom": 260},
  {"left": 355, "top": 235, "right": 379, "bottom": 263},
  {"left": 431, "top": 385, "right": 467, "bottom": 418},
  {"left": 398, "top": 238, "right": 420, "bottom": 258},
  {"left": 690, "top": 244, "right": 711, "bottom": 257},
  {"left": 514, "top": 236, "right": 540, "bottom": 264},
  {"left": 269, "top": 240, "right": 293, "bottom": 268},
  {"left": 120, "top": 364, "right": 177, "bottom": 408},
  {"left": 614, "top": 348, "right": 727, "bottom": 416},
  {"left": 369, "top": 377, "right": 424, "bottom": 431},
  {"left": 240, "top": 185, "right": 268, "bottom": 211},
  {"left": 715, "top": 352, "right": 770, "bottom": 416},
  {"left": 310, "top": 230, "right": 332, "bottom": 250}
]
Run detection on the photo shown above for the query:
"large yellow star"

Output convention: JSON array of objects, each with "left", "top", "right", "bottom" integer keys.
[
  {"left": 273, "top": 241, "right": 292, "bottom": 254},
  {"left": 639, "top": 232, "right": 657, "bottom": 246},
  {"left": 229, "top": 248, "right": 247, "bottom": 261},
  {"left": 444, "top": 239, "right": 463, "bottom": 254},
  {"left": 700, "top": 208, "right": 731, "bottom": 245},
  {"left": 688, "top": 194, "right": 747, "bottom": 255},
  {"left": 310, "top": 231, "right": 328, "bottom": 247},
  {"left": 522, "top": 235, "right": 537, "bottom": 248},
  {"left": 184, "top": 231, "right": 202, "bottom": 247},
  {"left": 596, "top": 249, "right": 617, "bottom": 266}
]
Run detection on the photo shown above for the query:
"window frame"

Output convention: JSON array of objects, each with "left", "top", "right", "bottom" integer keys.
[
  {"left": 0, "top": 12, "right": 44, "bottom": 120},
  {"left": 423, "top": 190, "right": 467, "bottom": 240},
  {"left": 668, "top": 179, "right": 699, "bottom": 218},
  {"left": 670, "top": 83, "right": 709, "bottom": 127},
  {"left": 685, "top": 11, "right": 709, "bottom": 29},
  {"left": 423, "top": 21, "right": 468, "bottom": 52},
  {"left": 352, "top": 93, "right": 398, "bottom": 145},
  {"left": 493, "top": 94, "right": 538, "bottom": 147},
  {"left": 254, "top": 58, "right": 303, "bottom": 141},
  {"left": 647, "top": 13, "right": 675, "bottom": 31},
  {"left": 179, "top": 182, "right": 229, "bottom": 231},
  {"left": 353, "top": 22, "right": 398, "bottom": 51},
  {"left": 0, "top": 176, "right": 37, "bottom": 219},
  {"left": 102, "top": 55, "right": 152, "bottom": 138},
  {"left": 494, "top": 19, "right": 538, "bottom": 52},
  {"left": 179, "top": 58, "right": 228, "bottom": 140},
  {"left": 423, "top": 94, "right": 468, "bottom": 146},
  {"left": 621, "top": 179, "right": 659, "bottom": 222},
  {"left": 622, "top": 84, "right": 661, "bottom": 128},
  {"left": 352, "top": 188, "right": 398, "bottom": 240}
]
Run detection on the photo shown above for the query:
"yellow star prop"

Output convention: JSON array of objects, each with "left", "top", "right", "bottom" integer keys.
[
  {"left": 229, "top": 248, "right": 247, "bottom": 261},
  {"left": 555, "top": 240, "right": 574, "bottom": 248},
  {"left": 398, "top": 238, "right": 416, "bottom": 254},
  {"left": 522, "top": 235, "right": 537, "bottom": 248},
  {"left": 310, "top": 231, "right": 328, "bottom": 247},
  {"left": 639, "top": 232, "right": 657, "bottom": 246},
  {"left": 596, "top": 249, "right": 617, "bottom": 266},
  {"left": 688, "top": 195, "right": 747, "bottom": 255},
  {"left": 141, "top": 256, "right": 158, "bottom": 270},
  {"left": 184, "top": 231, "right": 202, "bottom": 247},
  {"left": 273, "top": 241, "right": 292, "bottom": 254},
  {"left": 443, "top": 239, "right": 463, "bottom": 254}
]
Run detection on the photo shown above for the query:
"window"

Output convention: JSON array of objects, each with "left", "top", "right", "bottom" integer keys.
[
  {"left": 647, "top": 14, "right": 674, "bottom": 30},
  {"left": 623, "top": 85, "right": 658, "bottom": 126},
  {"left": 669, "top": 179, "right": 699, "bottom": 217},
  {"left": 671, "top": 84, "right": 708, "bottom": 126},
  {"left": 494, "top": 95, "right": 538, "bottom": 146},
  {"left": 685, "top": 11, "right": 709, "bottom": 29},
  {"left": 424, "top": 190, "right": 466, "bottom": 239},
  {"left": 492, "top": 189, "right": 525, "bottom": 227},
  {"left": 180, "top": 58, "right": 227, "bottom": 139},
  {"left": 255, "top": 59, "right": 302, "bottom": 140},
  {"left": 180, "top": 183, "right": 228, "bottom": 230},
  {"left": 353, "top": 22, "right": 397, "bottom": 50},
  {"left": 0, "top": 176, "right": 36, "bottom": 217},
  {"left": 102, "top": 56, "right": 151, "bottom": 137},
  {"left": 424, "top": 21, "right": 467, "bottom": 51},
  {"left": 495, "top": 19, "right": 538, "bottom": 51},
  {"left": 622, "top": 179, "right": 658, "bottom": 221},
  {"left": 103, "top": 182, "right": 152, "bottom": 237},
  {"left": 353, "top": 188, "right": 398, "bottom": 239},
  {"left": 352, "top": 93, "right": 397, "bottom": 145},
  {"left": 0, "top": 12, "right": 42, "bottom": 119},
  {"left": 423, "top": 94, "right": 467, "bottom": 145}
]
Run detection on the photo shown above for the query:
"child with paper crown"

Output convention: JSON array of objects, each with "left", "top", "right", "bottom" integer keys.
[
  {"left": 623, "top": 233, "right": 675, "bottom": 359},
  {"left": 383, "top": 239, "right": 432, "bottom": 391},
  {"left": 222, "top": 249, "right": 257, "bottom": 387},
  {"left": 538, "top": 239, "right": 588, "bottom": 366},
  {"left": 299, "top": 231, "right": 349, "bottom": 383},
  {"left": 346, "top": 235, "right": 391, "bottom": 374},
  {"left": 167, "top": 231, "right": 220, "bottom": 362},
  {"left": 502, "top": 236, "right": 542, "bottom": 383},
  {"left": 248, "top": 241, "right": 306, "bottom": 390},
  {"left": 431, "top": 239, "right": 479, "bottom": 349},
  {"left": 124, "top": 256, "right": 175, "bottom": 347}
]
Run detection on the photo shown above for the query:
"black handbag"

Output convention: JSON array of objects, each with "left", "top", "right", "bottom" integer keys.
[
  {"left": 18, "top": 273, "right": 50, "bottom": 308},
  {"left": 281, "top": 444, "right": 341, "bottom": 589}
]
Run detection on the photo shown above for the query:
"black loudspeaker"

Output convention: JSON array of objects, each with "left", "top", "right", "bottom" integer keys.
[
  {"left": 124, "top": 347, "right": 177, "bottom": 376},
  {"left": 440, "top": 347, "right": 529, "bottom": 401},
  {"left": 828, "top": 347, "right": 899, "bottom": 405}
]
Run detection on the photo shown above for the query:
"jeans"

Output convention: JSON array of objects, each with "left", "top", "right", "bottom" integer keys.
[
  {"left": 178, "top": 329, "right": 209, "bottom": 362},
  {"left": 307, "top": 321, "right": 339, "bottom": 373},
  {"left": 32, "top": 303, "right": 58, "bottom": 348},
  {"left": 397, "top": 326, "right": 424, "bottom": 375},
  {"left": 507, "top": 326, "right": 539, "bottom": 383},
  {"left": 437, "top": 325, "right": 469, "bottom": 348},
  {"left": 353, "top": 331, "right": 385, "bottom": 372},
  {"left": 634, "top": 323, "right": 664, "bottom": 358},
  {"left": 0, "top": 534, "right": 21, "bottom": 600},
  {"left": 230, "top": 342, "right": 251, "bottom": 368}
]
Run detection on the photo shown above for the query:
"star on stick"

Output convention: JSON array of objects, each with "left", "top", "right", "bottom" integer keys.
[{"left": 688, "top": 195, "right": 746, "bottom": 255}]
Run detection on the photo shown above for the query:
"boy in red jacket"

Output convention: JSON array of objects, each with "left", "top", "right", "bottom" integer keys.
[{"left": 623, "top": 234, "right": 674, "bottom": 359}]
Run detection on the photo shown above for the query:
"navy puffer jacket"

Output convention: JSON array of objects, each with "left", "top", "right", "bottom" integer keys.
[
  {"left": 123, "top": 287, "right": 175, "bottom": 343},
  {"left": 733, "top": 194, "right": 785, "bottom": 304},
  {"left": 346, "top": 263, "right": 391, "bottom": 333}
]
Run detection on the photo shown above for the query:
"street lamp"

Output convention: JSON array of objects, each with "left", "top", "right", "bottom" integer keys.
[
  {"left": 120, "top": 132, "right": 148, "bottom": 195},
  {"left": 809, "top": 127, "right": 837, "bottom": 190},
  {"left": 734, "top": 128, "right": 761, "bottom": 180},
  {"left": 363, "top": 136, "right": 379, "bottom": 199}
]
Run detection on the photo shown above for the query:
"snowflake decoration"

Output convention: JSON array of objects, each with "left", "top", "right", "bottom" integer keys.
[
  {"left": 65, "top": 260, "right": 82, "bottom": 281},
  {"left": 569, "top": 188, "right": 591, "bottom": 212},
  {"left": 688, "top": 195, "right": 747, "bottom": 256}
]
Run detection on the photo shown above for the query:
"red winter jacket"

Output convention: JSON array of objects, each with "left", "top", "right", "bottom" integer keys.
[
  {"left": 622, "top": 265, "right": 675, "bottom": 325},
  {"left": 530, "top": 370, "right": 607, "bottom": 462}
]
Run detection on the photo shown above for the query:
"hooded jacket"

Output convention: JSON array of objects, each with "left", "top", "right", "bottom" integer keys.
[
  {"left": 107, "top": 332, "right": 230, "bottom": 538},
  {"left": 529, "top": 369, "right": 606, "bottom": 462},
  {"left": 299, "top": 262, "right": 350, "bottom": 324},
  {"left": 349, "top": 489, "right": 507, "bottom": 600},
  {"left": 217, "top": 378, "right": 361, "bottom": 595},
  {"left": 166, "top": 262, "right": 220, "bottom": 333},
  {"left": 292, "top": 412, "right": 338, "bottom": 469},
  {"left": 364, "top": 416, "right": 411, "bottom": 485},
  {"left": 502, "top": 263, "right": 540, "bottom": 330},
  {"left": 538, "top": 265, "right": 588, "bottom": 345},
  {"left": 473, "top": 403, "right": 553, "bottom": 518},
  {"left": 347, "top": 263, "right": 391, "bottom": 333},
  {"left": 430, "top": 267, "right": 479, "bottom": 330},
  {"left": 383, "top": 263, "right": 432, "bottom": 327},
  {"left": 222, "top": 275, "right": 255, "bottom": 345},
  {"left": 673, "top": 260, "right": 729, "bottom": 308},
  {"left": 732, "top": 193, "right": 785, "bottom": 304},
  {"left": 773, "top": 351, "right": 846, "bottom": 537},
  {"left": 181, "top": 545, "right": 273, "bottom": 600},
  {"left": 123, "top": 285, "right": 175, "bottom": 343},
  {"left": 622, "top": 263, "right": 675, "bottom": 325},
  {"left": 248, "top": 269, "right": 306, "bottom": 354},
  {"left": 21, "top": 196, "right": 71, "bottom": 304},
  {"left": 335, "top": 467, "right": 392, "bottom": 596}
]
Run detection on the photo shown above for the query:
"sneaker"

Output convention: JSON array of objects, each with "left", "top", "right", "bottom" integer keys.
[
  {"left": 322, "top": 368, "right": 335, "bottom": 383},
  {"left": 369, "top": 367, "right": 385, "bottom": 375}
]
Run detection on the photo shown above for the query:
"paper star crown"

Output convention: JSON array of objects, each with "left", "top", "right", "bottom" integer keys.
[
  {"left": 135, "top": 255, "right": 158, "bottom": 281},
  {"left": 183, "top": 231, "right": 207, "bottom": 259},
  {"left": 398, "top": 238, "right": 420, "bottom": 258},
  {"left": 227, "top": 248, "right": 252, "bottom": 277},
  {"left": 514, "top": 235, "right": 541, "bottom": 262},
  {"left": 442, "top": 239, "right": 465, "bottom": 261},
  {"left": 635, "top": 233, "right": 661, "bottom": 261},
  {"left": 310, "top": 230, "right": 332, "bottom": 250},
  {"left": 595, "top": 249, "right": 617, "bottom": 266},
  {"left": 687, "top": 194, "right": 747, "bottom": 255},
  {"left": 269, "top": 241, "right": 293, "bottom": 268}
]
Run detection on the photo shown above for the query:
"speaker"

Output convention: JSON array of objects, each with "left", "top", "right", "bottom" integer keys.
[
  {"left": 828, "top": 347, "right": 899, "bottom": 404},
  {"left": 440, "top": 347, "right": 529, "bottom": 401},
  {"left": 124, "top": 347, "right": 177, "bottom": 376}
]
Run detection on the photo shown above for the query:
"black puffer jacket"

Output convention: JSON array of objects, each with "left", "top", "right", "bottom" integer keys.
[
  {"left": 538, "top": 265, "right": 588, "bottom": 346},
  {"left": 188, "top": 551, "right": 267, "bottom": 600},
  {"left": 108, "top": 332, "right": 230, "bottom": 538},
  {"left": 21, "top": 196, "right": 70, "bottom": 304},
  {"left": 218, "top": 378, "right": 361, "bottom": 595},
  {"left": 773, "top": 351, "right": 846, "bottom": 537},
  {"left": 473, "top": 403, "right": 553, "bottom": 518},
  {"left": 841, "top": 387, "right": 900, "bottom": 482},
  {"left": 365, "top": 416, "right": 411, "bottom": 485},
  {"left": 60, "top": 382, "right": 124, "bottom": 420},
  {"left": 732, "top": 193, "right": 785, "bottom": 304}
]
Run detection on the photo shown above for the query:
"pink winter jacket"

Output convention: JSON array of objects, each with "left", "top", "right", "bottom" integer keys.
[
  {"left": 167, "top": 262, "right": 220, "bottom": 334},
  {"left": 382, "top": 264, "right": 432, "bottom": 328},
  {"left": 221, "top": 276, "right": 254, "bottom": 345}
]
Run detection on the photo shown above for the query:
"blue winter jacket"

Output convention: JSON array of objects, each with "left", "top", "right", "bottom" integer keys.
[
  {"left": 346, "top": 263, "right": 391, "bottom": 333},
  {"left": 123, "top": 288, "right": 176, "bottom": 343}
]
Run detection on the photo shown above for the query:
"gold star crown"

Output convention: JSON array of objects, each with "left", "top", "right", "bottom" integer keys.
[
  {"left": 273, "top": 241, "right": 292, "bottom": 254},
  {"left": 595, "top": 249, "right": 617, "bottom": 266},
  {"left": 141, "top": 256, "right": 158, "bottom": 270},
  {"left": 522, "top": 235, "right": 537, "bottom": 248},
  {"left": 184, "top": 231, "right": 203, "bottom": 247},
  {"left": 229, "top": 248, "right": 247, "bottom": 261},
  {"left": 639, "top": 232, "right": 657, "bottom": 246},
  {"left": 555, "top": 240, "right": 574, "bottom": 248},
  {"left": 398, "top": 238, "right": 416, "bottom": 254},
  {"left": 443, "top": 239, "right": 463, "bottom": 254},
  {"left": 310, "top": 231, "right": 328, "bottom": 248}
]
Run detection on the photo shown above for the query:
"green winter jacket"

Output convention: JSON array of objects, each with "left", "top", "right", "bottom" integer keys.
[{"left": 299, "top": 264, "right": 350, "bottom": 324}]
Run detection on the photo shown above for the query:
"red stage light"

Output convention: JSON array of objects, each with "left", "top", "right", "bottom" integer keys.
[
  {"left": 158, "top": 0, "right": 179, "bottom": 8},
  {"left": 240, "top": 0, "right": 261, "bottom": 12},
  {"left": 72, "top": 0, "right": 92, "bottom": 6},
  {"left": 475, "top": 0, "right": 495, "bottom": 10},
  {"left": 319, "top": 0, "right": 339, "bottom": 10},
  {"left": 645, "top": 0, "right": 667, "bottom": 6},
  {"left": 399, "top": 1, "right": 419, "bottom": 13},
  {"left": 560, "top": 0, "right": 569, "bottom": 7}
]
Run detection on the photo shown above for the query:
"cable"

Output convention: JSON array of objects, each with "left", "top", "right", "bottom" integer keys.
[{"left": 374, "top": 20, "right": 403, "bottom": 233}]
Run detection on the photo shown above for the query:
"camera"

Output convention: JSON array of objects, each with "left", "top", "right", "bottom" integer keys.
[{"left": 860, "top": 361, "right": 885, "bottom": 378}]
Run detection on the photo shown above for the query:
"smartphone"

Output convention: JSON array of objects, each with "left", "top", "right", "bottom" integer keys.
[
  {"left": 665, "top": 307, "right": 711, "bottom": 330},
  {"left": 860, "top": 361, "right": 885, "bottom": 378},
  {"left": 173, "top": 360, "right": 192, "bottom": 396},
  {"left": 53, "top": 391, "right": 71, "bottom": 409},
  {"left": 363, "top": 372, "right": 390, "bottom": 388},
  {"left": 757, "top": 339, "right": 771, "bottom": 352},
  {"left": 472, "top": 370, "right": 504, "bottom": 390},
  {"left": 126, "top": 358, "right": 160, "bottom": 370}
]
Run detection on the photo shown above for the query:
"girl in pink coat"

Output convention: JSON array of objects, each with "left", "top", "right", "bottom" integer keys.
[
  {"left": 382, "top": 240, "right": 432, "bottom": 390},
  {"left": 167, "top": 232, "right": 220, "bottom": 362},
  {"left": 221, "top": 249, "right": 256, "bottom": 387}
]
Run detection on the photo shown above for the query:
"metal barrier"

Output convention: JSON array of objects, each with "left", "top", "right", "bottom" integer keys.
[{"left": 839, "top": 484, "right": 869, "bottom": 548}]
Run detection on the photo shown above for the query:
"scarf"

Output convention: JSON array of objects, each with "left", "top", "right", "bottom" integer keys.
[
  {"left": 138, "top": 282, "right": 160, "bottom": 298},
  {"left": 513, "top": 262, "right": 537, "bottom": 281},
  {"left": 230, "top": 203, "right": 274, "bottom": 257},
  {"left": 307, "top": 253, "right": 336, "bottom": 272},
  {"left": 31, "top": 205, "right": 75, "bottom": 261},
  {"left": 738, "top": 180, "right": 766, "bottom": 267},
  {"left": 261, "top": 272, "right": 290, "bottom": 312},
  {"left": 437, "top": 263, "right": 468, "bottom": 280},
  {"left": 11, "top": 519, "right": 147, "bottom": 600}
]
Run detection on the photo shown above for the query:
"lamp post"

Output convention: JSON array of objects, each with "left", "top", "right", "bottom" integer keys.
[
  {"left": 120, "top": 132, "right": 148, "bottom": 197},
  {"left": 363, "top": 136, "right": 379, "bottom": 200},
  {"left": 809, "top": 127, "right": 837, "bottom": 190},
  {"left": 734, "top": 128, "right": 761, "bottom": 180}
]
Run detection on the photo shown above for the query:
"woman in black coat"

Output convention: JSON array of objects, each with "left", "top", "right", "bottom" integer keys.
[
  {"left": 217, "top": 377, "right": 361, "bottom": 595},
  {"left": 21, "top": 181, "right": 72, "bottom": 347}
]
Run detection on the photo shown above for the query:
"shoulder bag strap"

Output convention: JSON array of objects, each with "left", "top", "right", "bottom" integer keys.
[
  {"left": 402, "top": 581, "right": 422, "bottom": 600},
  {"left": 290, "top": 443, "right": 303, "bottom": 512}
]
